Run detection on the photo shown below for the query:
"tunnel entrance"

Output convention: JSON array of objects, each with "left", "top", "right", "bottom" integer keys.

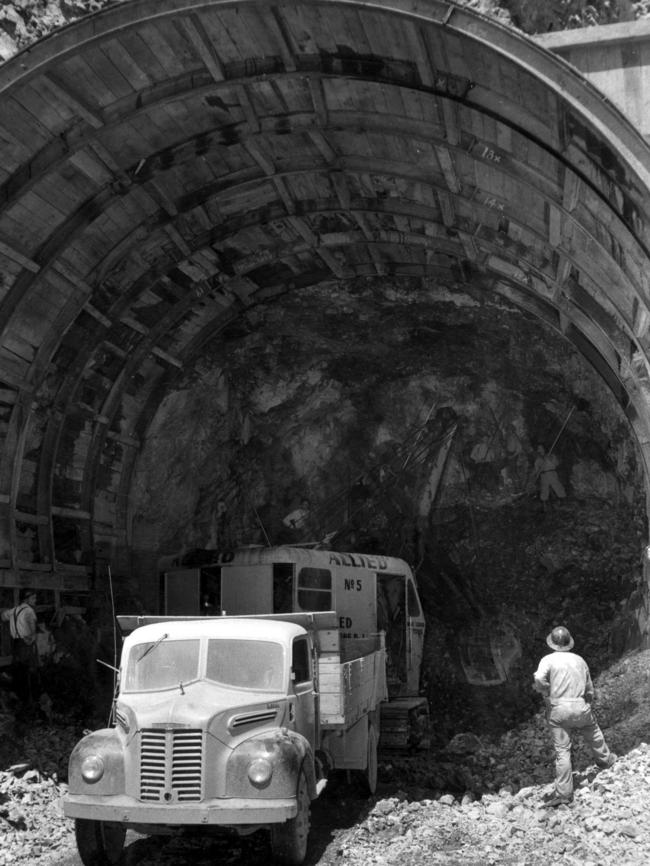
[{"left": 0, "top": 1, "right": 649, "bottom": 742}]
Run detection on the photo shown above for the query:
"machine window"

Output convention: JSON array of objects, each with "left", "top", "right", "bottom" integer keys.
[{"left": 297, "top": 567, "right": 332, "bottom": 611}]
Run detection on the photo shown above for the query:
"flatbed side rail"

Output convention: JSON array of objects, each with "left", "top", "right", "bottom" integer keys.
[{"left": 319, "top": 647, "right": 387, "bottom": 729}]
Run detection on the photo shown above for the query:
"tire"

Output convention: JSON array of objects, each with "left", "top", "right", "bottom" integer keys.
[
  {"left": 75, "top": 818, "right": 126, "bottom": 866},
  {"left": 355, "top": 719, "right": 378, "bottom": 796},
  {"left": 270, "top": 768, "right": 311, "bottom": 865}
]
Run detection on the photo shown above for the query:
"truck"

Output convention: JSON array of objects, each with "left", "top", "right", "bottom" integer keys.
[
  {"left": 161, "top": 545, "right": 429, "bottom": 749},
  {"left": 64, "top": 609, "right": 387, "bottom": 865}
]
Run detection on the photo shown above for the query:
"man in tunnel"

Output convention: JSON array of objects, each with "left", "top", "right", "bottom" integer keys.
[
  {"left": 1, "top": 589, "right": 39, "bottom": 729},
  {"left": 533, "top": 445, "right": 566, "bottom": 506},
  {"left": 533, "top": 625, "right": 615, "bottom": 806}
]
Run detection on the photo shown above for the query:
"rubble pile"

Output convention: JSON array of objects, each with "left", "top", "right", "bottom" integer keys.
[
  {"left": 0, "top": 710, "right": 78, "bottom": 866},
  {"left": 334, "top": 750, "right": 648, "bottom": 866},
  {"left": 0, "top": 649, "right": 650, "bottom": 864}
]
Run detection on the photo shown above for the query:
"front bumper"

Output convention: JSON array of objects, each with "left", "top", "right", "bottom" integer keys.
[{"left": 63, "top": 794, "right": 297, "bottom": 826}]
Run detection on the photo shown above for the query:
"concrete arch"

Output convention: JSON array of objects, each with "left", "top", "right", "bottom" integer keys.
[{"left": 0, "top": 0, "right": 649, "bottom": 587}]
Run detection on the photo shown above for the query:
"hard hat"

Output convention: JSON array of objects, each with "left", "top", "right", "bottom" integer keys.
[{"left": 546, "top": 626, "right": 574, "bottom": 652}]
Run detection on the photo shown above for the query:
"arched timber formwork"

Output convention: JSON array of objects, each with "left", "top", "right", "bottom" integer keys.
[{"left": 0, "top": 0, "right": 649, "bottom": 600}]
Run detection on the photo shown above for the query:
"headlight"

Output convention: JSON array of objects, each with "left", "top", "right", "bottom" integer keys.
[
  {"left": 248, "top": 758, "right": 273, "bottom": 788},
  {"left": 80, "top": 754, "right": 105, "bottom": 783}
]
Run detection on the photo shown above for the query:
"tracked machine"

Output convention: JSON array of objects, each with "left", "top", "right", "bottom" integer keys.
[{"left": 162, "top": 545, "right": 430, "bottom": 751}]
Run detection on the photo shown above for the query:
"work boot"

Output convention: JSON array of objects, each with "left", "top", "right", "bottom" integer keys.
[
  {"left": 597, "top": 753, "right": 617, "bottom": 769},
  {"left": 543, "top": 793, "right": 573, "bottom": 808}
]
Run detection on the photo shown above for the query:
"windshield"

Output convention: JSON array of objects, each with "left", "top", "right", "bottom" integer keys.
[
  {"left": 206, "top": 639, "right": 284, "bottom": 691},
  {"left": 123, "top": 638, "right": 200, "bottom": 692},
  {"left": 121, "top": 636, "right": 286, "bottom": 693}
]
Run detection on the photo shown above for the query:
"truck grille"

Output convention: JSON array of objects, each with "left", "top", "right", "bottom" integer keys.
[{"left": 140, "top": 729, "right": 203, "bottom": 802}]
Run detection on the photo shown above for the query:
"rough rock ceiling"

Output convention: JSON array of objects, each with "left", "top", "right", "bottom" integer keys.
[{"left": 0, "top": 0, "right": 650, "bottom": 577}]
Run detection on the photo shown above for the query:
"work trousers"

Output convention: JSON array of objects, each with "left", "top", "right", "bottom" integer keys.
[
  {"left": 540, "top": 471, "right": 566, "bottom": 501},
  {"left": 548, "top": 698, "right": 611, "bottom": 797},
  {"left": 11, "top": 638, "right": 39, "bottom": 721}
]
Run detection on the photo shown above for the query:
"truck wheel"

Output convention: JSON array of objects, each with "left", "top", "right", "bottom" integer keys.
[
  {"left": 75, "top": 818, "right": 126, "bottom": 866},
  {"left": 358, "top": 720, "right": 378, "bottom": 795},
  {"left": 270, "top": 768, "right": 311, "bottom": 865}
]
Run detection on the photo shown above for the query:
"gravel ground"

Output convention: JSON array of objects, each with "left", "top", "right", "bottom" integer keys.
[{"left": 2, "top": 648, "right": 650, "bottom": 865}]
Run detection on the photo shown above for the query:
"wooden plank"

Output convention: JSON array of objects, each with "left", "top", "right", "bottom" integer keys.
[
  {"left": 303, "top": 3, "right": 347, "bottom": 54},
  {"left": 131, "top": 22, "right": 185, "bottom": 78},
  {"left": 113, "top": 27, "right": 168, "bottom": 84},
  {"left": 30, "top": 169, "right": 90, "bottom": 215},
  {"left": 126, "top": 109, "right": 176, "bottom": 154},
  {"left": 50, "top": 260, "right": 93, "bottom": 296},
  {"left": 165, "top": 224, "right": 192, "bottom": 257},
  {"left": 86, "top": 139, "right": 127, "bottom": 178},
  {"left": 309, "top": 77, "right": 328, "bottom": 126},
  {"left": 3, "top": 194, "right": 58, "bottom": 244},
  {"left": 214, "top": 5, "right": 277, "bottom": 60},
  {"left": 358, "top": 8, "right": 408, "bottom": 60},
  {"left": 181, "top": 15, "right": 225, "bottom": 82},
  {"left": 1, "top": 97, "right": 51, "bottom": 152},
  {"left": 83, "top": 302, "right": 112, "bottom": 329},
  {"left": 236, "top": 84, "right": 260, "bottom": 132},
  {"left": 307, "top": 129, "right": 336, "bottom": 163},
  {"left": 440, "top": 97, "right": 461, "bottom": 147},
  {"left": 261, "top": 7, "right": 297, "bottom": 72},
  {"left": 151, "top": 346, "right": 182, "bottom": 368},
  {"left": 563, "top": 168, "right": 582, "bottom": 212},
  {"left": 248, "top": 79, "right": 286, "bottom": 117},
  {"left": 101, "top": 37, "right": 152, "bottom": 92},
  {"left": 404, "top": 21, "right": 434, "bottom": 87},
  {"left": 32, "top": 280, "right": 75, "bottom": 320},
  {"left": 244, "top": 139, "right": 275, "bottom": 176},
  {"left": 144, "top": 178, "right": 178, "bottom": 216},
  {"left": 76, "top": 46, "right": 132, "bottom": 106},
  {"left": 3, "top": 332, "right": 36, "bottom": 364},
  {"left": 14, "top": 80, "right": 75, "bottom": 131},
  {"left": 0, "top": 123, "right": 26, "bottom": 175},
  {"left": 274, "top": 76, "right": 312, "bottom": 114},
  {"left": 190, "top": 8, "right": 243, "bottom": 64},
  {"left": 156, "top": 93, "right": 197, "bottom": 137},
  {"left": 273, "top": 177, "right": 295, "bottom": 214},
  {"left": 153, "top": 100, "right": 191, "bottom": 143},
  {"left": 55, "top": 52, "right": 121, "bottom": 109},
  {"left": 43, "top": 74, "right": 104, "bottom": 129},
  {"left": 68, "top": 148, "right": 114, "bottom": 187},
  {"left": 0, "top": 239, "right": 39, "bottom": 273}
]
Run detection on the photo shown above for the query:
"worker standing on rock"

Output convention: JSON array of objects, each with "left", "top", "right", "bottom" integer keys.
[
  {"left": 533, "top": 625, "right": 616, "bottom": 807},
  {"left": 533, "top": 444, "right": 566, "bottom": 506}
]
